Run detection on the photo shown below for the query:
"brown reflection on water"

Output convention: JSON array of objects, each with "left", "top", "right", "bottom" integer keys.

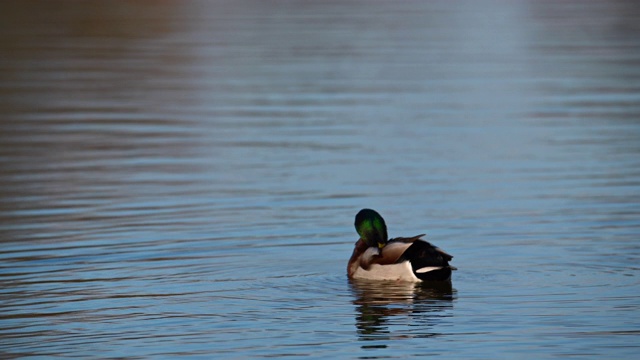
[{"left": 0, "top": 1, "right": 201, "bottom": 243}]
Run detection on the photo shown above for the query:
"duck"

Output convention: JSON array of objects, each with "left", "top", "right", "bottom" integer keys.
[{"left": 347, "top": 208, "right": 455, "bottom": 282}]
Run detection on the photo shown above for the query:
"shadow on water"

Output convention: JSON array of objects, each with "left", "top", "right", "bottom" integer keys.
[{"left": 349, "top": 279, "right": 455, "bottom": 348}]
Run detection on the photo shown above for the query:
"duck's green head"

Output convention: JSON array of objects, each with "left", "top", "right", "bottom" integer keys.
[{"left": 354, "top": 208, "right": 388, "bottom": 249}]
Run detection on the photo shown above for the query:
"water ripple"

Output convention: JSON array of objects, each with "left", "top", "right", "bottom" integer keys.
[{"left": 2, "top": 0, "right": 640, "bottom": 358}]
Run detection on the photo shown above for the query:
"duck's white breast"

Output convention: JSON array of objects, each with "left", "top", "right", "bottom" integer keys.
[{"left": 352, "top": 261, "right": 420, "bottom": 282}]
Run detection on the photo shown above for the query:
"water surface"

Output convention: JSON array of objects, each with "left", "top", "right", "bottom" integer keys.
[{"left": 1, "top": 1, "right": 639, "bottom": 358}]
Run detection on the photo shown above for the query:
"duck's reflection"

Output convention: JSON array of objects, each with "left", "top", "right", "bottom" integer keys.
[{"left": 349, "top": 279, "right": 455, "bottom": 344}]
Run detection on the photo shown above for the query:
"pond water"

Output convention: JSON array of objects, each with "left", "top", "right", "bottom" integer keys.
[{"left": 1, "top": 0, "right": 639, "bottom": 358}]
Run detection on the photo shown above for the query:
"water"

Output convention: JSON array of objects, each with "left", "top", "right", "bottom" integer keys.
[{"left": 1, "top": 0, "right": 639, "bottom": 358}]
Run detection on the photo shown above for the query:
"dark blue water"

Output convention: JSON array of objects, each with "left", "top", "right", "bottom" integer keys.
[{"left": 1, "top": 1, "right": 639, "bottom": 358}]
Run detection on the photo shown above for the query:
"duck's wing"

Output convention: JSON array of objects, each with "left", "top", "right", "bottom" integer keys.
[
  {"left": 400, "top": 238, "right": 453, "bottom": 271},
  {"left": 398, "top": 234, "right": 453, "bottom": 261},
  {"left": 370, "top": 234, "right": 425, "bottom": 265}
]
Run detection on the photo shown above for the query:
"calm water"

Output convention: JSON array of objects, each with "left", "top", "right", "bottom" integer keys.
[{"left": 1, "top": 0, "right": 640, "bottom": 358}]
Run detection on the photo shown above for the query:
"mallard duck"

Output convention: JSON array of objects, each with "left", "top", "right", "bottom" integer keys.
[{"left": 347, "top": 209, "right": 455, "bottom": 282}]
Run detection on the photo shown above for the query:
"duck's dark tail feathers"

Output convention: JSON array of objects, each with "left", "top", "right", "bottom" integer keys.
[{"left": 401, "top": 240, "right": 454, "bottom": 282}]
